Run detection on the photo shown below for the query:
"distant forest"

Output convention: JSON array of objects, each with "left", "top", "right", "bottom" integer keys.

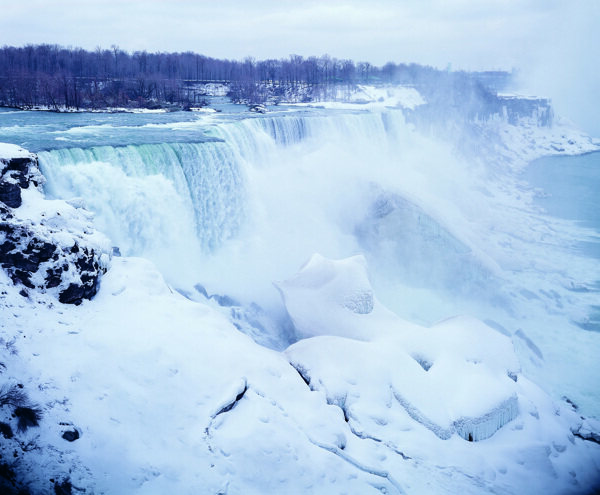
[{"left": 0, "top": 44, "right": 512, "bottom": 110}]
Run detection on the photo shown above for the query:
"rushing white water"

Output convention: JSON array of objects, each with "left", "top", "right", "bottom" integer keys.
[
  {"left": 37, "top": 111, "right": 412, "bottom": 289},
  {"left": 31, "top": 107, "right": 600, "bottom": 417}
]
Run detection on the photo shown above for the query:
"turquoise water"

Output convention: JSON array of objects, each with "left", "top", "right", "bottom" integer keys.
[
  {"left": 0, "top": 105, "right": 323, "bottom": 152},
  {"left": 525, "top": 151, "right": 600, "bottom": 259},
  {"left": 0, "top": 109, "right": 219, "bottom": 151}
]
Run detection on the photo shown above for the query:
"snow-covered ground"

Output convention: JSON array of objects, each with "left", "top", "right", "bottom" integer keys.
[
  {"left": 7, "top": 106, "right": 172, "bottom": 114},
  {"left": 0, "top": 142, "right": 34, "bottom": 159},
  {"left": 290, "top": 85, "right": 426, "bottom": 111},
  {"left": 2, "top": 86, "right": 600, "bottom": 493},
  {"left": 1, "top": 248, "right": 599, "bottom": 494}
]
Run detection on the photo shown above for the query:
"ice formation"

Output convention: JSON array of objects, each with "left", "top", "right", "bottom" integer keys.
[{"left": 281, "top": 254, "right": 521, "bottom": 442}]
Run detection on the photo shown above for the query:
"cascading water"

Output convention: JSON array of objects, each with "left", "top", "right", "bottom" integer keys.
[
  {"left": 37, "top": 143, "right": 243, "bottom": 287},
  {"left": 36, "top": 110, "right": 418, "bottom": 291}
]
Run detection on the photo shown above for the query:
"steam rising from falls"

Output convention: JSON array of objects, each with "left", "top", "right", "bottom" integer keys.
[{"left": 216, "top": 110, "right": 502, "bottom": 315}]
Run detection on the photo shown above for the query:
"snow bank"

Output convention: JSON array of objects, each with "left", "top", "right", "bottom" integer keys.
[
  {"left": 1, "top": 250, "right": 598, "bottom": 493},
  {"left": 351, "top": 85, "right": 426, "bottom": 109},
  {"left": 196, "top": 82, "right": 229, "bottom": 97},
  {"left": 0, "top": 143, "right": 33, "bottom": 160},
  {"left": 274, "top": 254, "right": 396, "bottom": 340},
  {"left": 0, "top": 257, "right": 407, "bottom": 494},
  {"left": 493, "top": 115, "right": 599, "bottom": 168},
  {"left": 11, "top": 105, "right": 171, "bottom": 114},
  {"left": 279, "top": 254, "right": 600, "bottom": 491}
]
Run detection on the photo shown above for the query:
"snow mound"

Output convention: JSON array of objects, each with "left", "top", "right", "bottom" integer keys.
[
  {"left": 291, "top": 84, "right": 426, "bottom": 111},
  {"left": 274, "top": 254, "right": 394, "bottom": 340},
  {"left": 2, "top": 253, "right": 598, "bottom": 493},
  {"left": 351, "top": 85, "right": 426, "bottom": 110},
  {"left": 281, "top": 254, "right": 521, "bottom": 441}
]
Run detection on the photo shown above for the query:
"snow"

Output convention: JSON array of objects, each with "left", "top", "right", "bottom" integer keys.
[
  {"left": 11, "top": 184, "right": 111, "bottom": 268},
  {"left": 196, "top": 82, "right": 229, "bottom": 97},
  {"left": 350, "top": 84, "right": 426, "bottom": 109},
  {"left": 280, "top": 255, "right": 520, "bottom": 437},
  {"left": 291, "top": 84, "right": 426, "bottom": 111},
  {"left": 2, "top": 250, "right": 598, "bottom": 493},
  {"left": 14, "top": 105, "right": 169, "bottom": 114},
  {"left": 492, "top": 115, "right": 599, "bottom": 168},
  {"left": 189, "top": 106, "right": 217, "bottom": 113},
  {"left": 0, "top": 142, "right": 33, "bottom": 159},
  {"left": 0, "top": 257, "right": 406, "bottom": 493},
  {"left": 274, "top": 254, "right": 395, "bottom": 340}
]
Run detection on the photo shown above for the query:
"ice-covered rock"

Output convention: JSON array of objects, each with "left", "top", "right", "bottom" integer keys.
[
  {"left": 0, "top": 144, "right": 110, "bottom": 304},
  {"left": 278, "top": 255, "right": 600, "bottom": 492},
  {"left": 274, "top": 253, "right": 395, "bottom": 340},
  {"left": 0, "top": 144, "right": 42, "bottom": 208},
  {"left": 281, "top": 254, "right": 521, "bottom": 442}
]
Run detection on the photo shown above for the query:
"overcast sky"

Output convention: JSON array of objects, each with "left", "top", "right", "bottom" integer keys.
[{"left": 2, "top": 0, "right": 598, "bottom": 133}]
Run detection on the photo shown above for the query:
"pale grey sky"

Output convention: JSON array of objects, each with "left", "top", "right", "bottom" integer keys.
[{"left": 1, "top": 0, "right": 599, "bottom": 133}]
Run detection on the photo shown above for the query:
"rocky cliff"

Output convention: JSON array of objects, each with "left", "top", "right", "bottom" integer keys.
[{"left": 0, "top": 144, "right": 110, "bottom": 304}]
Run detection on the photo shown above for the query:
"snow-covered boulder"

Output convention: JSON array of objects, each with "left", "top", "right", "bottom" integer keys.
[
  {"left": 0, "top": 144, "right": 41, "bottom": 208},
  {"left": 286, "top": 324, "right": 520, "bottom": 443},
  {"left": 280, "top": 254, "right": 522, "bottom": 441},
  {"left": 0, "top": 144, "right": 110, "bottom": 304},
  {"left": 274, "top": 254, "right": 397, "bottom": 341}
]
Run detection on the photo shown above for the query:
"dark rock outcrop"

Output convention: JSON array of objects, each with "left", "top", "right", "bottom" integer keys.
[
  {"left": 0, "top": 422, "right": 13, "bottom": 439},
  {"left": 0, "top": 148, "right": 109, "bottom": 304},
  {"left": 0, "top": 181, "right": 21, "bottom": 208},
  {"left": 0, "top": 156, "right": 41, "bottom": 208},
  {"left": 61, "top": 429, "right": 80, "bottom": 442}
]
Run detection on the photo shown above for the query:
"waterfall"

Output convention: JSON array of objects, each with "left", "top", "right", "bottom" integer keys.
[
  {"left": 37, "top": 110, "right": 408, "bottom": 252},
  {"left": 27, "top": 107, "right": 600, "bottom": 417},
  {"left": 36, "top": 109, "right": 492, "bottom": 305},
  {"left": 39, "top": 142, "right": 245, "bottom": 253}
]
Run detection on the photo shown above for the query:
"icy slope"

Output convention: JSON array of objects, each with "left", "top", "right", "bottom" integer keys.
[
  {"left": 1, "top": 246, "right": 600, "bottom": 493},
  {"left": 280, "top": 254, "right": 600, "bottom": 493},
  {"left": 1, "top": 258, "right": 389, "bottom": 494}
]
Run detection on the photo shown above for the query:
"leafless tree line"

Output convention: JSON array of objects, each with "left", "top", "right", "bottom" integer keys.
[{"left": 0, "top": 44, "right": 512, "bottom": 110}]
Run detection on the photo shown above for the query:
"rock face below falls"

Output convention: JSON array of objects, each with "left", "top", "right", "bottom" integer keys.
[{"left": 0, "top": 144, "right": 109, "bottom": 304}]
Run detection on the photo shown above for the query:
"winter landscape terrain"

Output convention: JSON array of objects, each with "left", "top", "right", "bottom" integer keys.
[{"left": 1, "top": 72, "right": 600, "bottom": 495}]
